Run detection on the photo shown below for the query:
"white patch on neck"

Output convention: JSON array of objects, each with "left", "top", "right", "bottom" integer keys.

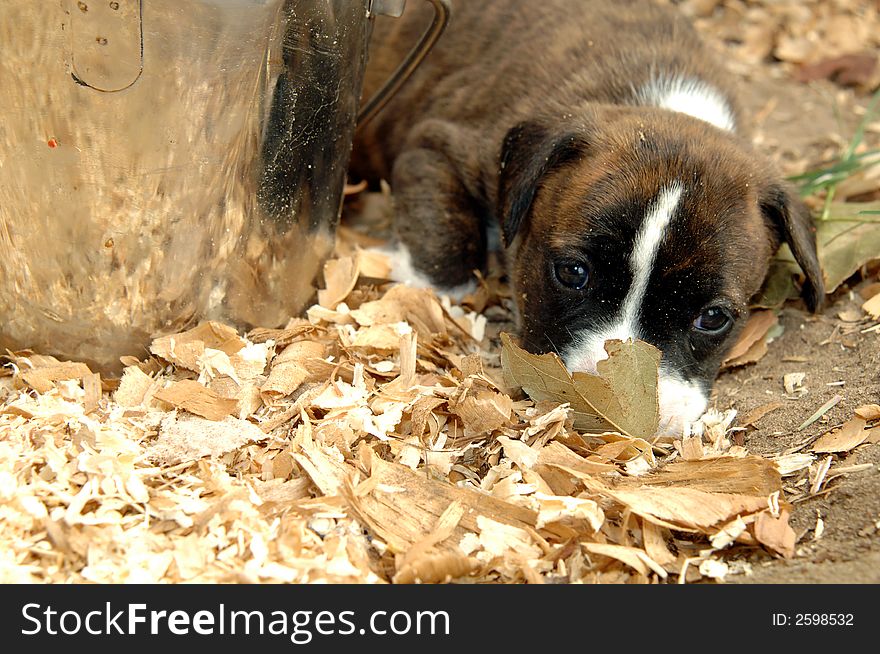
[{"left": 638, "top": 76, "right": 735, "bottom": 132}]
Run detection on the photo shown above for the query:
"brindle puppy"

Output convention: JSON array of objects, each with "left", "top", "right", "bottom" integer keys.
[{"left": 350, "top": 0, "right": 823, "bottom": 433}]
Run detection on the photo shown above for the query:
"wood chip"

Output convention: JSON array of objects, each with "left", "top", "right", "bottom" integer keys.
[
  {"left": 154, "top": 379, "right": 238, "bottom": 421},
  {"left": 20, "top": 361, "right": 92, "bottom": 394},
  {"left": 741, "top": 401, "right": 785, "bottom": 427},
  {"left": 812, "top": 415, "right": 870, "bottom": 453}
]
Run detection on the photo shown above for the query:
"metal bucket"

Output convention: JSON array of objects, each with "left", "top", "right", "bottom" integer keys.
[{"left": 0, "top": 0, "right": 447, "bottom": 372}]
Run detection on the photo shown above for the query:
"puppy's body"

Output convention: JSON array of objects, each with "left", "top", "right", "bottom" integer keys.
[{"left": 351, "top": 0, "right": 822, "bottom": 433}]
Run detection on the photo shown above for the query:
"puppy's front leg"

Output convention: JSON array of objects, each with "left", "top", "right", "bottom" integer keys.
[{"left": 386, "top": 122, "right": 488, "bottom": 296}]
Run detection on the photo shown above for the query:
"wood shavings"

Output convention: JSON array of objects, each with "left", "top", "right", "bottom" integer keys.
[
  {"left": 149, "top": 412, "right": 265, "bottom": 463},
  {"left": 18, "top": 360, "right": 93, "bottom": 394},
  {"left": 783, "top": 372, "right": 807, "bottom": 396},
  {"left": 0, "top": 254, "right": 817, "bottom": 584},
  {"left": 154, "top": 379, "right": 238, "bottom": 421}
]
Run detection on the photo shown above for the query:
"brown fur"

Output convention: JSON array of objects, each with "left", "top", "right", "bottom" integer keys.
[{"left": 349, "top": 0, "right": 823, "bottom": 390}]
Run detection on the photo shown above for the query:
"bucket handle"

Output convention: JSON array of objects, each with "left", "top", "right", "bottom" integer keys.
[{"left": 357, "top": 0, "right": 451, "bottom": 127}]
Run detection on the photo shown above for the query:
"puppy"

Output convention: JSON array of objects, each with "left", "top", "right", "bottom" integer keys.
[{"left": 350, "top": 0, "right": 824, "bottom": 434}]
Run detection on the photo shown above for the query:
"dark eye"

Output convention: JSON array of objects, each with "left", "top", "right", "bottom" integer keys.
[
  {"left": 554, "top": 260, "right": 590, "bottom": 289},
  {"left": 693, "top": 306, "right": 733, "bottom": 335}
]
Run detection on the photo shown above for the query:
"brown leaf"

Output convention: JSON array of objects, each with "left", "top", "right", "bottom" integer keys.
[
  {"left": 753, "top": 510, "right": 796, "bottom": 558},
  {"left": 795, "top": 53, "right": 877, "bottom": 87},
  {"left": 722, "top": 310, "right": 778, "bottom": 369},
  {"left": 500, "top": 333, "right": 660, "bottom": 437},
  {"left": 741, "top": 401, "right": 785, "bottom": 428},
  {"left": 855, "top": 404, "right": 880, "bottom": 421}
]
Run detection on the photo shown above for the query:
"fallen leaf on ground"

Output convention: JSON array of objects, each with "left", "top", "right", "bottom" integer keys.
[
  {"left": 500, "top": 333, "right": 660, "bottom": 438},
  {"left": 722, "top": 310, "right": 778, "bottom": 369}
]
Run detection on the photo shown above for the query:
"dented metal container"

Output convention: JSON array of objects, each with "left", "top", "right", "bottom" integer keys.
[{"left": 0, "top": 0, "right": 447, "bottom": 372}]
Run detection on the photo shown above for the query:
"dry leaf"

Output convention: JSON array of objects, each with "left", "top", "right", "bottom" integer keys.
[
  {"left": 500, "top": 333, "right": 660, "bottom": 437},
  {"left": 741, "top": 401, "right": 785, "bottom": 428},
  {"left": 855, "top": 404, "right": 880, "bottom": 421},
  {"left": 753, "top": 510, "right": 796, "bottom": 558},
  {"left": 722, "top": 310, "right": 778, "bottom": 368}
]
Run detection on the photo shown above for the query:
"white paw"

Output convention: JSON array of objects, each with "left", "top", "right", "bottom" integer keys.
[{"left": 367, "top": 242, "right": 477, "bottom": 303}]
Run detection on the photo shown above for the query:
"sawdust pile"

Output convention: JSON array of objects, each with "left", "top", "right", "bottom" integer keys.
[{"left": 7, "top": 239, "right": 871, "bottom": 585}]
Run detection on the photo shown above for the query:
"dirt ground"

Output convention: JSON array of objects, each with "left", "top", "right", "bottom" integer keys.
[{"left": 670, "top": 0, "right": 880, "bottom": 583}]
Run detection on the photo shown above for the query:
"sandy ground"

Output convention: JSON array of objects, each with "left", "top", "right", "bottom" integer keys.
[{"left": 659, "top": 1, "right": 880, "bottom": 582}]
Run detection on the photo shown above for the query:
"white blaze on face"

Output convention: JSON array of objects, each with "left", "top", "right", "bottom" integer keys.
[{"left": 562, "top": 181, "right": 708, "bottom": 434}]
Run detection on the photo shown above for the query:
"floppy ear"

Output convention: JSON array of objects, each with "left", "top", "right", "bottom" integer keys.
[
  {"left": 497, "top": 120, "right": 587, "bottom": 246},
  {"left": 761, "top": 183, "right": 825, "bottom": 312}
]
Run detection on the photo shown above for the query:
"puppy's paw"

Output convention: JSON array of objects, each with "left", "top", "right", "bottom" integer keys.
[{"left": 368, "top": 241, "right": 478, "bottom": 303}]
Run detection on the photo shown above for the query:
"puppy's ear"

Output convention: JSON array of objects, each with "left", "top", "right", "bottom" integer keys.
[
  {"left": 761, "top": 183, "right": 825, "bottom": 312},
  {"left": 498, "top": 120, "right": 586, "bottom": 246}
]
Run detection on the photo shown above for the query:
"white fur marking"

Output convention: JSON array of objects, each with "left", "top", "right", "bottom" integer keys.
[
  {"left": 374, "top": 242, "right": 477, "bottom": 302},
  {"left": 639, "top": 76, "right": 735, "bottom": 132},
  {"left": 656, "top": 370, "right": 709, "bottom": 436},
  {"left": 563, "top": 184, "right": 698, "bottom": 435},
  {"left": 563, "top": 182, "right": 683, "bottom": 374},
  {"left": 623, "top": 181, "right": 683, "bottom": 327}
]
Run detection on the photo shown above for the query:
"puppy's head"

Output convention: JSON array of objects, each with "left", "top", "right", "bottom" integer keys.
[{"left": 498, "top": 108, "right": 823, "bottom": 434}]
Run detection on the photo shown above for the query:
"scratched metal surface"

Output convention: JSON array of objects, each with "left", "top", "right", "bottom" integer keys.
[{"left": 0, "top": 0, "right": 369, "bottom": 371}]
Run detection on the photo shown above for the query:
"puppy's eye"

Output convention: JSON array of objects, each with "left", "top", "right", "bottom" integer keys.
[
  {"left": 554, "top": 261, "right": 590, "bottom": 289},
  {"left": 693, "top": 306, "right": 733, "bottom": 335}
]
